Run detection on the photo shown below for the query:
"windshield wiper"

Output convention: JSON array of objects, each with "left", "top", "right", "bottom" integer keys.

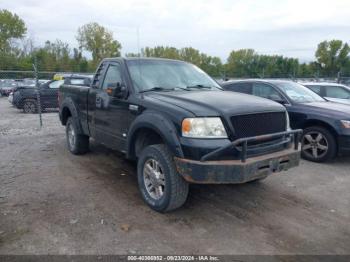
[
  {"left": 187, "top": 84, "right": 212, "bottom": 89},
  {"left": 139, "top": 87, "right": 175, "bottom": 93},
  {"left": 186, "top": 84, "right": 216, "bottom": 89}
]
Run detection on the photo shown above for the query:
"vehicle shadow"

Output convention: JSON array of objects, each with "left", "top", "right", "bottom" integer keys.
[
  {"left": 54, "top": 139, "right": 350, "bottom": 253},
  {"left": 81, "top": 141, "right": 323, "bottom": 218}
]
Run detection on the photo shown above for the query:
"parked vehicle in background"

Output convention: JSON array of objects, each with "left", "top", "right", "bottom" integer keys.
[
  {"left": 20, "top": 78, "right": 36, "bottom": 87},
  {"left": 8, "top": 92, "right": 13, "bottom": 104},
  {"left": 302, "top": 82, "right": 350, "bottom": 105},
  {"left": 339, "top": 78, "right": 350, "bottom": 87},
  {"left": 222, "top": 79, "right": 350, "bottom": 162},
  {"left": 39, "top": 79, "right": 50, "bottom": 85},
  {"left": 13, "top": 79, "right": 64, "bottom": 113},
  {"left": 0, "top": 79, "right": 18, "bottom": 96},
  {"left": 59, "top": 58, "right": 302, "bottom": 212},
  {"left": 13, "top": 75, "right": 92, "bottom": 113},
  {"left": 63, "top": 74, "right": 93, "bottom": 86}
]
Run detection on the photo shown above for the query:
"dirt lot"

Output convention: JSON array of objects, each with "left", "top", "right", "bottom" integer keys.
[{"left": 0, "top": 97, "right": 349, "bottom": 255}]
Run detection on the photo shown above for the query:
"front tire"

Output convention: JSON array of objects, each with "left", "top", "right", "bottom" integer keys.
[
  {"left": 301, "top": 126, "right": 337, "bottom": 162},
  {"left": 66, "top": 117, "right": 89, "bottom": 155},
  {"left": 22, "top": 99, "right": 37, "bottom": 113},
  {"left": 137, "top": 144, "right": 189, "bottom": 212}
]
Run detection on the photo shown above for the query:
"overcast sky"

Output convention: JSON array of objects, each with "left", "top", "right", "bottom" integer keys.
[{"left": 2, "top": 0, "right": 350, "bottom": 62}]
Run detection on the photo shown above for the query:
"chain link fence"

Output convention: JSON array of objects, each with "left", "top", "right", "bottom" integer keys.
[
  {"left": 1, "top": 68, "right": 350, "bottom": 128},
  {"left": 0, "top": 67, "right": 92, "bottom": 128}
]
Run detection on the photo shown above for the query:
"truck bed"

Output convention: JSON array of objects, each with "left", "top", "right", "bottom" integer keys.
[{"left": 59, "top": 84, "right": 90, "bottom": 135}]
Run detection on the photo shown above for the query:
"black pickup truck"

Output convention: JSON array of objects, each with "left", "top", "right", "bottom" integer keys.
[{"left": 58, "top": 58, "right": 302, "bottom": 212}]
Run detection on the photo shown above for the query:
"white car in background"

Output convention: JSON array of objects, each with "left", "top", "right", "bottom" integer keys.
[
  {"left": 8, "top": 92, "right": 13, "bottom": 104},
  {"left": 302, "top": 82, "right": 350, "bottom": 105}
]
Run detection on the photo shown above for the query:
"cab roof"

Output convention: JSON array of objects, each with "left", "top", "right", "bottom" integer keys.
[{"left": 102, "top": 57, "right": 189, "bottom": 63}]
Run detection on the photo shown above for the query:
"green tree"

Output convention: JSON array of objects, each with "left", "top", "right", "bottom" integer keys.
[
  {"left": 0, "top": 9, "right": 27, "bottom": 70},
  {"left": 226, "top": 49, "right": 300, "bottom": 78},
  {"left": 71, "top": 48, "right": 88, "bottom": 72},
  {"left": 137, "top": 46, "right": 223, "bottom": 76},
  {"left": 226, "top": 49, "right": 259, "bottom": 77},
  {"left": 142, "top": 46, "right": 181, "bottom": 59},
  {"left": 76, "top": 22, "right": 122, "bottom": 65},
  {"left": 179, "top": 47, "right": 201, "bottom": 65},
  {"left": 0, "top": 9, "right": 27, "bottom": 52},
  {"left": 32, "top": 40, "right": 74, "bottom": 71},
  {"left": 315, "top": 40, "right": 350, "bottom": 76},
  {"left": 125, "top": 52, "right": 140, "bottom": 57}
]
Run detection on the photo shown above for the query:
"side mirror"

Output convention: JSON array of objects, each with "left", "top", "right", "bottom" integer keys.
[
  {"left": 269, "top": 94, "right": 287, "bottom": 105},
  {"left": 106, "top": 82, "right": 127, "bottom": 98}
]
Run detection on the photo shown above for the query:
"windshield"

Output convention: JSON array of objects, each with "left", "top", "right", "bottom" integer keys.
[
  {"left": 126, "top": 59, "right": 221, "bottom": 92},
  {"left": 275, "top": 81, "right": 325, "bottom": 103},
  {"left": 18, "top": 79, "right": 36, "bottom": 87},
  {"left": 0, "top": 80, "right": 16, "bottom": 88}
]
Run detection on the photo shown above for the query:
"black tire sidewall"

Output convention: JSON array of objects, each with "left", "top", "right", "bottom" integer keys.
[
  {"left": 301, "top": 126, "right": 337, "bottom": 162},
  {"left": 137, "top": 146, "right": 173, "bottom": 212}
]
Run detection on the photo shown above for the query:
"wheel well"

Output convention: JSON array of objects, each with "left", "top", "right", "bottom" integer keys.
[
  {"left": 20, "top": 98, "right": 36, "bottom": 107},
  {"left": 131, "top": 128, "right": 164, "bottom": 159},
  {"left": 302, "top": 120, "right": 338, "bottom": 140},
  {"left": 61, "top": 107, "right": 72, "bottom": 125}
]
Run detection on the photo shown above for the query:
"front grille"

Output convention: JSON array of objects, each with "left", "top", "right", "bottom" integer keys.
[{"left": 230, "top": 112, "right": 286, "bottom": 139}]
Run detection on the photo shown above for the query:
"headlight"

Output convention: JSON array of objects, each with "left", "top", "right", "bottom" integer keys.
[
  {"left": 182, "top": 117, "right": 228, "bottom": 138},
  {"left": 340, "top": 120, "right": 350, "bottom": 129},
  {"left": 286, "top": 111, "right": 291, "bottom": 131}
]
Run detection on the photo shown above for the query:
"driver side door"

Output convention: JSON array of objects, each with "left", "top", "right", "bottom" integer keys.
[
  {"left": 40, "top": 80, "right": 64, "bottom": 108},
  {"left": 94, "top": 62, "right": 131, "bottom": 151}
]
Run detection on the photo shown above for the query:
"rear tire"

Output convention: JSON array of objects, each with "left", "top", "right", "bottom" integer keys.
[
  {"left": 301, "top": 126, "right": 337, "bottom": 162},
  {"left": 22, "top": 99, "right": 37, "bottom": 114},
  {"left": 137, "top": 144, "right": 189, "bottom": 212},
  {"left": 66, "top": 117, "right": 89, "bottom": 155}
]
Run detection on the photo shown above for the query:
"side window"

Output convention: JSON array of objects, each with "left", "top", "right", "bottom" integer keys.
[
  {"left": 49, "top": 80, "right": 64, "bottom": 89},
  {"left": 102, "top": 64, "right": 123, "bottom": 90},
  {"left": 252, "top": 83, "right": 282, "bottom": 100},
  {"left": 325, "top": 86, "right": 350, "bottom": 99},
  {"left": 92, "top": 62, "right": 106, "bottom": 88},
  {"left": 70, "top": 79, "right": 86, "bottom": 86},
  {"left": 225, "top": 82, "right": 252, "bottom": 94},
  {"left": 307, "top": 85, "right": 322, "bottom": 95}
]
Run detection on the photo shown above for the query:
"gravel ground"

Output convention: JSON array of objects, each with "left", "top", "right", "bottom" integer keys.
[{"left": 0, "top": 97, "right": 349, "bottom": 255}]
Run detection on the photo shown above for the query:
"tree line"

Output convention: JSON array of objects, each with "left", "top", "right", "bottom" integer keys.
[{"left": 1, "top": 9, "right": 350, "bottom": 78}]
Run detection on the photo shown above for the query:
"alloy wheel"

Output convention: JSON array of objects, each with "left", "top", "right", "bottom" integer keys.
[
  {"left": 23, "top": 102, "right": 35, "bottom": 113},
  {"left": 302, "top": 131, "right": 329, "bottom": 159},
  {"left": 67, "top": 123, "right": 76, "bottom": 150},
  {"left": 143, "top": 158, "right": 166, "bottom": 200}
]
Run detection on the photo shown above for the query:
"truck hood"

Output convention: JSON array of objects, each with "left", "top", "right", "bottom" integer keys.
[{"left": 146, "top": 90, "right": 285, "bottom": 116}]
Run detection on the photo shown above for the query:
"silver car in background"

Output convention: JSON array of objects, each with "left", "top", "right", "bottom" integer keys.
[{"left": 302, "top": 82, "right": 350, "bottom": 105}]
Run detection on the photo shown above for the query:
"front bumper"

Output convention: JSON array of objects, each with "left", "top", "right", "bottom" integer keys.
[
  {"left": 175, "top": 129, "right": 302, "bottom": 184},
  {"left": 175, "top": 147, "right": 300, "bottom": 184}
]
